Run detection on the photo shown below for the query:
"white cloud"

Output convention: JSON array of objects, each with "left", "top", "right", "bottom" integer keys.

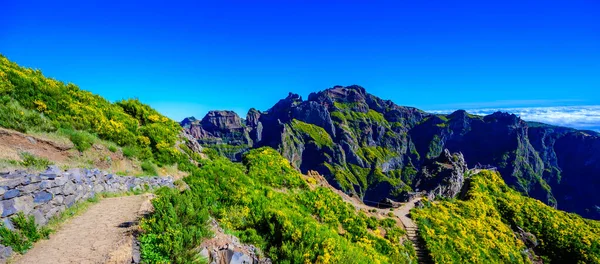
[{"left": 431, "top": 105, "right": 600, "bottom": 131}]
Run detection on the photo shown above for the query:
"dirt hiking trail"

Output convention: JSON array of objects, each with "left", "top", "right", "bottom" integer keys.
[{"left": 13, "top": 194, "right": 153, "bottom": 264}]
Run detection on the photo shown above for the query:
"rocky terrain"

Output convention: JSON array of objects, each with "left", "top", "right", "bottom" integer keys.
[
  {"left": 183, "top": 85, "right": 600, "bottom": 220},
  {"left": 196, "top": 218, "right": 271, "bottom": 264}
]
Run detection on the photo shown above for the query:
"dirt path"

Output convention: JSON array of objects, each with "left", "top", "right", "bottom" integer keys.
[
  {"left": 394, "top": 197, "right": 431, "bottom": 263},
  {"left": 14, "top": 195, "right": 151, "bottom": 264},
  {"left": 305, "top": 171, "right": 431, "bottom": 262},
  {"left": 393, "top": 197, "right": 421, "bottom": 230}
]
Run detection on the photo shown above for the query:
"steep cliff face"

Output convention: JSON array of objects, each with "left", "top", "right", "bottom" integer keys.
[
  {"left": 183, "top": 85, "right": 600, "bottom": 219},
  {"left": 416, "top": 149, "right": 468, "bottom": 200},
  {"left": 184, "top": 110, "right": 251, "bottom": 160}
]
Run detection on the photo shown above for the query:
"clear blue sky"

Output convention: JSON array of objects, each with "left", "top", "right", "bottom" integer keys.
[{"left": 1, "top": 0, "right": 598, "bottom": 121}]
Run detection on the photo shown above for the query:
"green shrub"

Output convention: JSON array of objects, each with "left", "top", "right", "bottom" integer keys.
[
  {"left": 122, "top": 145, "right": 153, "bottom": 161},
  {"left": 0, "top": 55, "right": 183, "bottom": 166},
  {"left": 122, "top": 146, "right": 137, "bottom": 158},
  {"left": 108, "top": 145, "right": 118, "bottom": 152},
  {"left": 379, "top": 218, "right": 397, "bottom": 228},
  {"left": 139, "top": 187, "right": 212, "bottom": 263},
  {"left": 19, "top": 152, "right": 53, "bottom": 169},
  {"left": 65, "top": 129, "right": 96, "bottom": 152},
  {"left": 141, "top": 161, "right": 158, "bottom": 176},
  {"left": 202, "top": 148, "right": 220, "bottom": 160},
  {"left": 413, "top": 170, "right": 600, "bottom": 263},
  {"left": 0, "top": 97, "right": 55, "bottom": 133},
  {"left": 0, "top": 212, "right": 50, "bottom": 254},
  {"left": 140, "top": 148, "right": 416, "bottom": 263}
]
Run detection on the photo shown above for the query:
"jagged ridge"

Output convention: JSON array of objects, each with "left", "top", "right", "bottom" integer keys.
[{"left": 183, "top": 85, "right": 600, "bottom": 220}]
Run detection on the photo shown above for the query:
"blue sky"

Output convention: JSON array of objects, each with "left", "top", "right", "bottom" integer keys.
[{"left": 1, "top": 0, "right": 599, "bottom": 126}]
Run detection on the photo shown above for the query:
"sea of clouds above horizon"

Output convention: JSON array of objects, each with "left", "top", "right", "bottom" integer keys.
[{"left": 431, "top": 105, "right": 600, "bottom": 132}]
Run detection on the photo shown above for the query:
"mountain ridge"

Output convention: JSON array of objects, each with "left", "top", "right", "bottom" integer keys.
[{"left": 183, "top": 85, "right": 600, "bottom": 220}]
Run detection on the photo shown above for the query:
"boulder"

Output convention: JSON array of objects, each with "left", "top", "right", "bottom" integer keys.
[
  {"left": 0, "top": 244, "right": 13, "bottom": 261},
  {"left": 18, "top": 182, "right": 41, "bottom": 194},
  {"left": 0, "top": 178, "right": 25, "bottom": 189},
  {"left": 53, "top": 176, "right": 69, "bottom": 186},
  {"left": 62, "top": 181, "right": 77, "bottom": 195},
  {"left": 1, "top": 218, "right": 14, "bottom": 230},
  {"left": 40, "top": 165, "right": 61, "bottom": 179},
  {"left": 230, "top": 251, "right": 253, "bottom": 264},
  {"left": 34, "top": 191, "right": 53, "bottom": 204},
  {"left": 2, "top": 195, "right": 34, "bottom": 216},
  {"left": 64, "top": 195, "right": 76, "bottom": 207},
  {"left": 31, "top": 209, "right": 47, "bottom": 226},
  {"left": 67, "top": 168, "right": 83, "bottom": 183},
  {"left": 3, "top": 189, "right": 20, "bottom": 200}
]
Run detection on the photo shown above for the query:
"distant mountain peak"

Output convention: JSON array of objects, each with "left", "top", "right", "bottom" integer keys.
[{"left": 183, "top": 85, "right": 600, "bottom": 220}]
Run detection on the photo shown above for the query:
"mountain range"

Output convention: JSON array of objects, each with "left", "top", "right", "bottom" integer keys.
[{"left": 182, "top": 85, "right": 600, "bottom": 220}]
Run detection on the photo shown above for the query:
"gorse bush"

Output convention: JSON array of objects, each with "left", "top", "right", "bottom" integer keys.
[
  {"left": 19, "top": 152, "right": 53, "bottom": 169},
  {"left": 140, "top": 147, "right": 416, "bottom": 263},
  {"left": 0, "top": 54, "right": 184, "bottom": 166},
  {"left": 108, "top": 145, "right": 118, "bottom": 152},
  {"left": 141, "top": 161, "right": 158, "bottom": 176},
  {"left": 0, "top": 212, "right": 50, "bottom": 253},
  {"left": 412, "top": 170, "right": 600, "bottom": 263},
  {"left": 63, "top": 129, "right": 96, "bottom": 152},
  {"left": 139, "top": 187, "right": 213, "bottom": 263},
  {"left": 0, "top": 96, "right": 55, "bottom": 133}
]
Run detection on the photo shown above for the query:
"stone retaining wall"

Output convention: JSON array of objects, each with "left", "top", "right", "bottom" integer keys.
[{"left": 0, "top": 165, "right": 174, "bottom": 260}]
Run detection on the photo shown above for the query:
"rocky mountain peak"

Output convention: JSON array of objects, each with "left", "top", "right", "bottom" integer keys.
[
  {"left": 201, "top": 110, "right": 244, "bottom": 131},
  {"left": 181, "top": 85, "right": 600, "bottom": 220},
  {"left": 180, "top": 116, "right": 199, "bottom": 129},
  {"left": 484, "top": 111, "right": 523, "bottom": 127},
  {"left": 308, "top": 85, "right": 369, "bottom": 111},
  {"left": 245, "top": 108, "right": 262, "bottom": 127}
]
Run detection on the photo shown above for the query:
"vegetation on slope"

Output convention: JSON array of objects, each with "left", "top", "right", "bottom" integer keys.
[
  {"left": 0, "top": 54, "right": 184, "bottom": 168},
  {"left": 412, "top": 170, "right": 600, "bottom": 263},
  {"left": 326, "top": 101, "right": 413, "bottom": 197},
  {"left": 140, "top": 147, "right": 416, "bottom": 263},
  {"left": 290, "top": 119, "right": 334, "bottom": 148}
]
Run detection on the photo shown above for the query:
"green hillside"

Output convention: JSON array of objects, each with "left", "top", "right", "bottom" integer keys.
[
  {"left": 413, "top": 170, "right": 600, "bottom": 263},
  {"left": 2, "top": 55, "right": 599, "bottom": 264},
  {"left": 0, "top": 54, "right": 184, "bottom": 167},
  {"left": 140, "top": 147, "right": 416, "bottom": 263}
]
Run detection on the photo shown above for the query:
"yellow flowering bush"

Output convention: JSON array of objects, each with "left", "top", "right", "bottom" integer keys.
[
  {"left": 142, "top": 148, "right": 417, "bottom": 263},
  {"left": 413, "top": 170, "right": 600, "bottom": 263},
  {"left": 0, "top": 54, "right": 183, "bottom": 165}
]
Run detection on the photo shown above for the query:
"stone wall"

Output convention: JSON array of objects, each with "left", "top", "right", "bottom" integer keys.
[{"left": 0, "top": 165, "right": 174, "bottom": 260}]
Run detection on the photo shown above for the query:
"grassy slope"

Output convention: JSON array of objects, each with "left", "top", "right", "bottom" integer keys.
[
  {"left": 0, "top": 54, "right": 188, "bottom": 172},
  {"left": 412, "top": 170, "right": 600, "bottom": 264},
  {"left": 140, "top": 148, "right": 416, "bottom": 264}
]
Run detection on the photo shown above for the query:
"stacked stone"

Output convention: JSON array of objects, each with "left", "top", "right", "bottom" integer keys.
[{"left": 0, "top": 165, "right": 174, "bottom": 260}]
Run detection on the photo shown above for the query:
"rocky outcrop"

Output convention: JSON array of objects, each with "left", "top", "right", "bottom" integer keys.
[
  {"left": 183, "top": 85, "right": 600, "bottom": 220},
  {"left": 186, "top": 111, "right": 250, "bottom": 145},
  {"left": 179, "top": 130, "right": 204, "bottom": 155},
  {"left": 515, "top": 226, "right": 542, "bottom": 264},
  {"left": 197, "top": 219, "right": 271, "bottom": 264},
  {"left": 183, "top": 111, "right": 252, "bottom": 161},
  {"left": 0, "top": 165, "right": 174, "bottom": 261},
  {"left": 180, "top": 116, "right": 200, "bottom": 129},
  {"left": 415, "top": 149, "right": 468, "bottom": 200}
]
